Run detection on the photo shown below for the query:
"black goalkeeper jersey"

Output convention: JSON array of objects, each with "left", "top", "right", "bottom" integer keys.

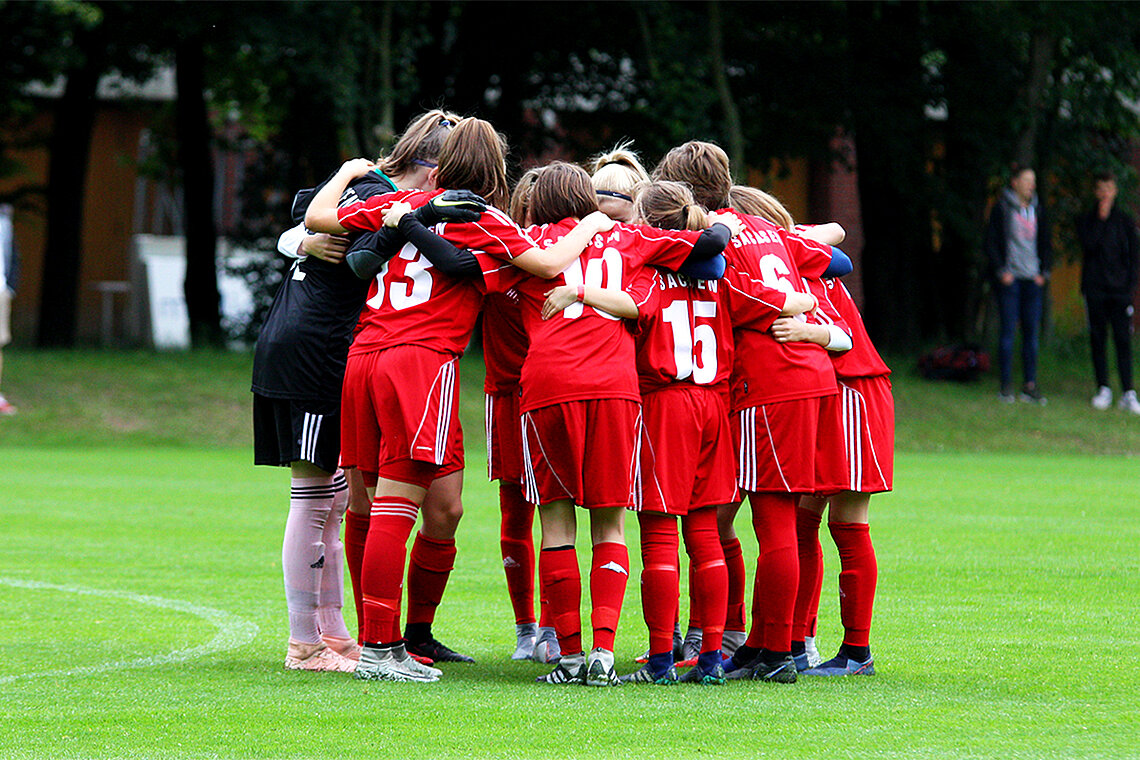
[
  {"left": 252, "top": 170, "right": 399, "bottom": 402},
  {"left": 251, "top": 254, "right": 371, "bottom": 402}
]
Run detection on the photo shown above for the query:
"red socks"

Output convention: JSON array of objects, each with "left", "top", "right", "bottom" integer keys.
[
  {"left": 539, "top": 546, "right": 582, "bottom": 655},
  {"left": 638, "top": 513, "right": 680, "bottom": 656},
  {"left": 746, "top": 492, "right": 799, "bottom": 653},
  {"left": 343, "top": 509, "right": 370, "bottom": 644},
  {"left": 830, "top": 521, "right": 877, "bottom": 648},
  {"left": 793, "top": 507, "right": 824, "bottom": 643},
  {"left": 721, "top": 535, "right": 747, "bottom": 632},
  {"left": 682, "top": 507, "right": 727, "bottom": 653},
  {"left": 499, "top": 483, "right": 537, "bottom": 625},
  {"left": 590, "top": 541, "right": 629, "bottom": 652},
  {"left": 360, "top": 496, "right": 418, "bottom": 645},
  {"left": 405, "top": 532, "right": 457, "bottom": 627}
]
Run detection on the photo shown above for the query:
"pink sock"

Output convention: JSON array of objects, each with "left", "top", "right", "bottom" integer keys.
[
  {"left": 316, "top": 470, "right": 353, "bottom": 640},
  {"left": 283, "top": 475, "right": 334, "bottom": 644}
]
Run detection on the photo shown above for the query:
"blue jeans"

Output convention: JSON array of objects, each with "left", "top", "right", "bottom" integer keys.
[{"left": 997, "top": 278, "right": 1044, "bottom": 389}]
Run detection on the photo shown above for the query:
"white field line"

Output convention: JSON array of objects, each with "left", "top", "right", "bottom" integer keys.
[{"left": 0, "top": 577, "right": 259, "bottom": 684}]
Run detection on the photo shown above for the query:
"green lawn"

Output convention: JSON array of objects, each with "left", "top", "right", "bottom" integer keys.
[{"left": 2, "top": 348, "right": 1138, "bottom": 758}]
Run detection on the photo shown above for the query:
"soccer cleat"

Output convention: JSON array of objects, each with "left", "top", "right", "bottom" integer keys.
[
  {"left": 321, "top": 635, "right": 362, "bottom": 662},
  {"left": 681, "top": 627, "right": 703, "bottom": 663},
  {"left": 531, "top": 627, "right": 562, "bottom": 663},
  {"left": 636, "top": 624, "right": 684, "bottom": 663},
  {"left": 998, "top": 385, "right": 1015, "bottom": 403},
  {"left": 585, "top": 647, "right": 622, "bottom": 687},
  {"left": 354, "top": 644, "right": 439, "bottom": 682},
  {"left": 723, "top": 649, "right": 761, "bottom": 681},
  {"left": 750, "top": 654, "right": 798, "bottom": 683},
  {"left": 536, "top": 652, "right": 586, "bottom": 685},
  {"left": 284, "top": 641, "right": 357, "bottom": 673},
  {"left": 678, "top": 660, "right": 726, "bottom": 685},
  {"left": 393, "top": 643, "right": 443, "bottom": 678},
  {"left": 721, "top": 630, "right": 746, "bottom": 659},
  {"left": 793, "top": 652, "right": 812, "bottom": 672},
  {"left": 804, "top": 635, "right": 823, "bottom": 668},
  {"left": 1092, "top": 385, "right": 1113, "bottom": 410},
  {"left": 1019, "top": 383, "right": 1047, "bottom": 405},
  {"left": 512, "top": 622, "right": 538, "bottom": 661},
  {"left": 1118, "top": 389, "right": 1140, "bottom": 415},
  {"left": 802, "top": 651, "right": 876, "bottom": 677},
  {"left": 406, "top": 636, "right": 475, "bottom": 664},
  {"left": 620, "top": 662, "right": 677, "bottom": 685}
]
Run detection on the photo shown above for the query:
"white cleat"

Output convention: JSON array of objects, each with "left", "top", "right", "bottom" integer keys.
[
  {"left": 1092, "top": 385, "right": 1113, "bottom": 410},
  {"left": 512, "top": 622, "right": 538, "bottom": 661},
  {"left": 531, "top": 627, "right": 562, "bottom": 663},
  {"left": 804, "top": 636, "right": 823, "bottom": 668},
  {"left": 354, "top": 644, "right": 439, "bottom": 682},
  {"left": 585, "top": 647, "right": 621, "bottom": 687}
]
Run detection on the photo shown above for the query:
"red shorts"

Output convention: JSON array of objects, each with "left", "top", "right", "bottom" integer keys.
[
  {"left": 521, "top": 398, "right": 640, "bottom": 509},
  {"left": 812, "top": 391, "right": 849, "bottom": 497},
  {"left": 732, "top": 395, "right": 830, "bottom": 494},
  {"left": 639, "top": 386, "right": 738, "bottom": 515},
  {"left": 486, "top": 390, "right": 523, "bottom": 485},
  {"left": 340, "top": 345, "right": 464, "bottom": 488},
  {"left": 838, "top": 376, "right": 894, "bottom": 493}
]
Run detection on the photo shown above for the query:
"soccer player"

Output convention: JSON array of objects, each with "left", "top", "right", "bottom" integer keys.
[
  {"left": 589, "top": 141, "right": 651, "bottom": 223},
  {"left": 779, "top": 275, "right": 891, "bottom": 677},
  {"left": 512, "top": 163, "right": 735, "bottom": 686},
  {"left": 252, "top": 111, "right": 475, "bottom": 674},
  {"left": 304, "top": 120, "right": 614, "bottom": 682},
  {"left": 655, "top": 141, "right": 839, "bottom": 683}
]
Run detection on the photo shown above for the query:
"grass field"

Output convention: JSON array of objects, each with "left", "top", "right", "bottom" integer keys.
[{"left": 2, "top": 347, "right": 1139, "bottom": 758}]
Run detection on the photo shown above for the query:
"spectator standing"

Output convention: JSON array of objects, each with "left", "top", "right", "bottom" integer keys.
[
  {"left": 1076, "top": 171, "right": 1140, "bottom": 413},
  {"left": 984, "top": 166, "right": 1052, "bottom": 404}
]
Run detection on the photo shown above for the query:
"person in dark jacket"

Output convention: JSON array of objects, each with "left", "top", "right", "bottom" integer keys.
[
  {"left": 984, "top": 165, "right": 1052, "bottom": 404},
  {"left": 1076, "top": 171, "right": 1140, "bottom": 413}
]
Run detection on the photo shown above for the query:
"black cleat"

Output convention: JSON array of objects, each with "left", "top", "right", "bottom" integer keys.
[{"left": 405, "top": 637, "right": 475, "bottom": 664}]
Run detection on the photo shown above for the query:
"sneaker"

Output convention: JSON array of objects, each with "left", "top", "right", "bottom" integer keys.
[
  {"left": 802, "top": 650, "right": 875, "bottom": 676},
  {"left": 680, "top": 627, "right": 703, "bottom": 663},
  {"left": 804, "top": 635, "right": 823, "bottom": 668},
  {"left": 0, "top": 395, "right": 15, "bottom": 415},
  {"left": 1019, "top": 383, "right": 1047, "bottom": 405},
  {"left": 721, "top": 630, "right": 746, "bottom": 659},
  {"left": 585, "top": 647, "right": 622, "bottom": 687},
  {"left": 406, "top": 636, "right": 475, "bottom": 664},
  {"left": 1118, "top": 389, "right": 1140, "bottom": 415},
  {"left": 998, "top": 385, "right": 1015, "bottom": 403},
  {"left": 321, "top": 635, "right": 362, "bottom": 662},
  {"left": 1092, "top": 385, "right": 1113, "bottom": 410},
  {"left": 512, "top": 622, "right": 538, "bottom": 661},
  {"left": 284, "top": 641, "right": 357, "bottom": 673},
  {"left": 536, "top": 652, "right": 586, "bottom": 684},
  {"left": 531, "top": 627, "right": 561, "bottom": 663},
  {"left": 750, "top": 654, "right": 798, "bottom": 683},
  {"left": 620, "top": 661, "right": 678, "bottom": 685},
  {"left": 354, "top": 644, "right": 438, "bottom": 682}
]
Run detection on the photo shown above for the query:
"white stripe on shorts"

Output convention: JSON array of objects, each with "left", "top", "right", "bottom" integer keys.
[
  {"left": 301, "top": 412, "right": 323, "bottom": 465},
  {"left": 485, "top": 394, "right": 494, "bottom": 481}
]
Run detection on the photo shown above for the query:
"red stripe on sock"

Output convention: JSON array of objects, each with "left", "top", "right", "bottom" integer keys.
[
  {"left": 721, "top": 536, "right": 746, "bottom": 633},
  {"left": 499, "top": 483, "right": 537, "bottom": 625},
  {"left": 829, "top": 521, "right": 877, "bottom": 648},
  {"left": 539, "top": 547, "right": 582, "bottom": 655},
  {"left": 638, "top": 513, "right": 680, "bottom": 656},
  {"left": 590, "top": 541, "right": 629, "bottom": 652},
  {"left": 683, "top": 507, "right": 727, "bottom": 653},
  {"left": 405, "top": 533, "right": 457, "bottom": 626},
  {"left": 360, "top": 497, "right": 418, "bottom": 644},
  {"left": 748, "top": 492, "right": 799, "bottom": 652},
  {"left": 793, "top": 507, "right": 824, "bottom": 643},
  {"left": 343, "top": 510, "right": 370, "bottom": 644}
]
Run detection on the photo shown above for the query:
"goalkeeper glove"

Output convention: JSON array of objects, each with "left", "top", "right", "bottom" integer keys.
[{"left": 413, "top": 190, "right": 487, "bottom": 225}]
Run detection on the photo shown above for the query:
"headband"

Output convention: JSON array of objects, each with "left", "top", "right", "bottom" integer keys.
[{"left": 596, "top": 190, "right": 633, "bottom": 202}]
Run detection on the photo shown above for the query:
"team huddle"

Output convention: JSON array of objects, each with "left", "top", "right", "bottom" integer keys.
[{"left": 251, "top": 109, "right": 893, "bottom": 686}]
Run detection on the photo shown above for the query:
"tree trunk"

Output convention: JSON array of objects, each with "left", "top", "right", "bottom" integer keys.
[
  {"left": 709, "top": 0, "right": 745, "bottom": 182},
  {"left": 176, "top": 34, "right": 222, "bottom": 348},
  {"left": 36, "top": 37, "right": 103, "bottom": 347}
]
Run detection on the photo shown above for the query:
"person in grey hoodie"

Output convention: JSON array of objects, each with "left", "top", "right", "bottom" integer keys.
[{"left": 984, "top": 165, "right": 1052, "bottom": 403}]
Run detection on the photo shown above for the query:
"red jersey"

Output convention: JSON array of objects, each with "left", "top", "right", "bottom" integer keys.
[
  {"left": 514, "top": 219, "right": 707, "bottom": 413},
  {"left": 818, "top": 279, "right": 890, "bottom": 380},
  {"left": 635, "top": 269, "right": 735, "bottom": 396},
  {"left": 338, "top": 192, "right": 536, "bottom": 357},
  {"left": 482, "top": 291, "right": 528, "bottom": 393},
  {"left": 720, "top": 210, "right": 838, "bottom": 409}
]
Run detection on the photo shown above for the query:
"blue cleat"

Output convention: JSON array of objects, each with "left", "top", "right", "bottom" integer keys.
[
  {"left": 793, "top": 651, "right": 812, "bottom": 672},
  {"left": 802, "top": 651, "right": 875, "bottom": 676}
]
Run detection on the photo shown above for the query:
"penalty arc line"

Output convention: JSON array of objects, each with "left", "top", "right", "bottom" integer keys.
[{"left": 0, "top": 577, "right": 260, "bottom": 685}]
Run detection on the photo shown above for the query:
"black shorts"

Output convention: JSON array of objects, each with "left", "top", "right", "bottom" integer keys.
[{"left": 253, "top": 394, "right": 341, "bottom": 474}]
